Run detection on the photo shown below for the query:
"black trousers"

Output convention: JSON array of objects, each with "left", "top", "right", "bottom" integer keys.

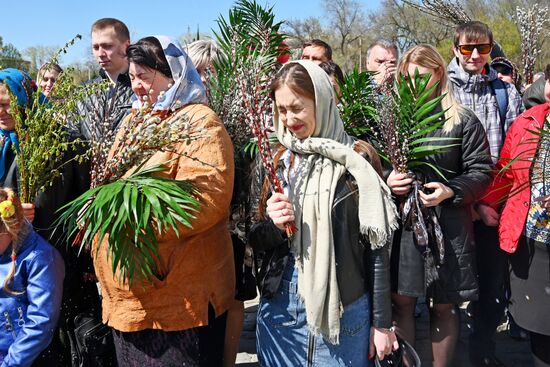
[
  {"left": 469, "top": 221, "right": 509, "bottom": 358},
  {"left": 531, "top": 331, "right": 550, "bottom": 363}
]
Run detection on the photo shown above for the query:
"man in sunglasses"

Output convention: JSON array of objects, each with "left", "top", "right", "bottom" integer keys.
[{"left": 447, "top": 20, "right": 523, "bottom": 367}]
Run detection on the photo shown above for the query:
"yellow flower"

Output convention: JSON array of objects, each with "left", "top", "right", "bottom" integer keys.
[{"left": 0, "top": 200, "right": 16, "bottom": 219}]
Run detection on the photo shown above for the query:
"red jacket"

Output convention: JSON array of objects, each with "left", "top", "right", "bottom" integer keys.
[{"left": 480, "top": 103, "right": 550, "bottom": 253}]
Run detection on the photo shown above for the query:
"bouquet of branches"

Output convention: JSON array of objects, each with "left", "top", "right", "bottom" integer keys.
[
  {"left": 365, "top": 70, "right": 458, "bottom": 282},
  {"left": 210, "top": 0, "right": 296, "bottom": 236},
  {"left": 7, "top": 35, "right": 106, "bottom": 203},
  {"left": 515, "top": 4, "right": 548, "bottom": 85},
  {"left": 210, "top": 0, "right": 285, "bottom": 146},
  {"left": 57, "top": 88, "right": 204, "bottom": 285}
]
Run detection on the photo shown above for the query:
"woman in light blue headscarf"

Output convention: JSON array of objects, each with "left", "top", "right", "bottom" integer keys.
[{"left": 93, "top": 36, "right": 235, "bottom": 366}]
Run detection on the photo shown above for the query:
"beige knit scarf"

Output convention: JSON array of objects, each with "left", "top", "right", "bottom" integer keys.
[{"left": 274, "top": 60, "right": 398, "bottom": 344}]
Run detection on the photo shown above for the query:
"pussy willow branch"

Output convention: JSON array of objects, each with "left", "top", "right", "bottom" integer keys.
[
  {"left": 403, "top": 0, "right": 471, "bottom": 27},
  {"left": 515, "top": 4, "right": 548, "bottom": 84},
  {"left": 234, "top": 50, "right": 297, "bottom": 236}
]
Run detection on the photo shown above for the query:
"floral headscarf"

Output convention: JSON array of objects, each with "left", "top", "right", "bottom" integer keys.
[
  {"left": 131, "top": 36, "right": 207, "bottom": 111},
  {"left": 0, "top": 68, "right": 37, "bottom": 108},
  {"left": 0, "top": 68, "right": 44, "bottom": 182}
]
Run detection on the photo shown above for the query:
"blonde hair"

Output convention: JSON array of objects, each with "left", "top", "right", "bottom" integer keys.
[
  {"left": 0, "top": 188, "right": 27, "bottom": 295},
  {"left": 186, "top": 40, "right": 219, "bottom": 73},
  {"left": 397, "top": 44, "right": 463, "bottom": 133}
]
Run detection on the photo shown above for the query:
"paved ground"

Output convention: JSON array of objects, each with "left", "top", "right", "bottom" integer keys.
[{"left": 236, "top": 298, "right": 534, "bottom": 366}]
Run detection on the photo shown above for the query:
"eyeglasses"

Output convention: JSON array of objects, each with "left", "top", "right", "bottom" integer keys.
[{"left": 456, "top": 44, "right": 492, "bottom": 56}]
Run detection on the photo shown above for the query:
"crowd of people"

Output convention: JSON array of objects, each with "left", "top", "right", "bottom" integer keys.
[{"left": 0, "top": 15, "right": 548, "bottom": 367}]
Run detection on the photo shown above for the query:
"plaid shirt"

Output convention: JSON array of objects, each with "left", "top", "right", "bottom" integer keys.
[{"left": 447, "top": 59, "right": 524, "bottom": 163}]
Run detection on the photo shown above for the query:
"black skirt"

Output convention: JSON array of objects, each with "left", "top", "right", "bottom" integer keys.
[
  {"left": 509, "top": 236, "right": 550, "bottom": 336},
  {"left": 391, "top": 228, "right": 425, "bottom": 299},
  {"left": 112, "top": 328, "right": 199, "bottom": 367},
  {"left": 391, "top": 224, "right": 478, "bottom": 304}
]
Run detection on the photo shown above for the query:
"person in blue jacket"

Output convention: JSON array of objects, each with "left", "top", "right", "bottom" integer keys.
[{"left": 0, "top": 187, "right": 64, "bottom": 366}]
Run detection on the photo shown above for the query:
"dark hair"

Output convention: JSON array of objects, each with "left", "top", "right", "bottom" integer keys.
[
  {"left": 126, "top": 37, "right": 172, "bottom": 79},
  {"left": 302, "top": 39, "right": 332, "bottom": 60},
  {"left": 269, "top": 63, "right": 315, "bottom": 101},
  {"left": 91, "top": 18, "right": 130, "bottom": 42},
  {"left": 545, "top": 64, "right": 550, "bottom": 81},
  {"left": 454, "top": 21, "right": 493, "bottom": 47},
  {"left": 318, "top": 61, "right": 344, "bottom": 85}
]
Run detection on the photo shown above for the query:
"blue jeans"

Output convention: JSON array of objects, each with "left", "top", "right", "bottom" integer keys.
[{"left": 257, "top": 257, "right": 372, "bottom": 366}]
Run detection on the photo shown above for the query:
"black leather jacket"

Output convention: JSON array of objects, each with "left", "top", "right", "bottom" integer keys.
[{"left": 249, "top": 162, "right": 392, "bottom": 328}]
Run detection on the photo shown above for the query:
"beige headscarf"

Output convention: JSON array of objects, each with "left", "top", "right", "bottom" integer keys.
[{"left": 274, "top": 60, "right": 398, "bottom": 344}]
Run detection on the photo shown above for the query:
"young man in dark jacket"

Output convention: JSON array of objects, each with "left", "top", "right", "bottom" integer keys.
[
  {"left": 77, "top": 18, "right": 134, "bottom": 140},
  {"left": 447, "top": 21, "right": 523, "bottom": 367}
]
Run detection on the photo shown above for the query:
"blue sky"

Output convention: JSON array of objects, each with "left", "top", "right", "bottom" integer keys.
[{"left": 1, "top": 0, "right": 380, "bottom": 66}]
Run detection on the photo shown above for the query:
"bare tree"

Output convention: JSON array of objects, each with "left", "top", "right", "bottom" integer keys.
[
  {"left": 369, "top": 0, "right": 452, "bottom": 52},
  {"left": 284, "top": 17, "right": 326, "bottom": 44},
  {"left": 322, "top": 0, "right": 368, "bottom": 57}
]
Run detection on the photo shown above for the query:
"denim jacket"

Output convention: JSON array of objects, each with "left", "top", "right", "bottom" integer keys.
[{"left": 0, "top": 226, "right": 64, "bottom": 367}]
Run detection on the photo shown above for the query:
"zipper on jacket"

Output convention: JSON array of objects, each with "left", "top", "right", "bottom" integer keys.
[
  {"left": 17, "top": 307, "right": 24, "bottom": 327},
  {"left": 4, "top": 312, "right": 16, "bottom": 338},
  {"left": 306, "top": 332, "right": 315, "bottom": 367}
]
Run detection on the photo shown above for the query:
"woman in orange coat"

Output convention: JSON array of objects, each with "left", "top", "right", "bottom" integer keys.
[{"left": 92, "top": 36, "right": 235, "bottom": 366}]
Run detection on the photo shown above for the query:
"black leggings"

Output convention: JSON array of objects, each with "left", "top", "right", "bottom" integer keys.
[
  {"left": 531, "top": 331, "right": 550, "bottom": 363},
  {"left": 197, "top": 304, "right": 228, "bottom": 366}
]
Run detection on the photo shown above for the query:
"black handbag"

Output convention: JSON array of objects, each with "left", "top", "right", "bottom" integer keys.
[
  {"left": 72, "top": 312, "right": 117, "bottom": 367},
  {"left": 375, "top": 336, "right": 421, "bottom": 367}
]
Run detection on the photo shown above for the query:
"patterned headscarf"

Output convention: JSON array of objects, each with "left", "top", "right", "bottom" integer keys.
[
  {"left": 131, "top": 36, "right": 207, "bottom": 111},
  {"left": 0, "top": 69, "right": 39, "bottom": 182},
  {"left": 0, "top": 68, "right": 36, "bottom": 108}
]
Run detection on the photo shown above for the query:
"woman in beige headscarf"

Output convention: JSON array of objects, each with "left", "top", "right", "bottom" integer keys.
[{"left": 248, "top": 60, "right": 398, "bottom": 366}]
